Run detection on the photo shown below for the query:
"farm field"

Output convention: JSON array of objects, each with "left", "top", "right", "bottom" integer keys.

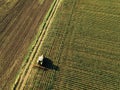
[
  {"left": 0, "top": 0, "right": 18, "bottom": 21},
  {"left": 21, "top": 0, "right": 120, "bottom": 90},
  {"left": 0, "top": 0, "right": 53, "bottom": 89}
]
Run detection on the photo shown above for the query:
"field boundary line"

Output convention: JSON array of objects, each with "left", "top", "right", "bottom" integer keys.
[{"left": 12, "top": 0, "right": 61, "bottom": 90}]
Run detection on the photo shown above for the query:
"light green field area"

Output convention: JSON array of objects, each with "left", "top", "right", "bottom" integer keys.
[{"left": 24, "top": 0, "right": 120, "bottom": 89}]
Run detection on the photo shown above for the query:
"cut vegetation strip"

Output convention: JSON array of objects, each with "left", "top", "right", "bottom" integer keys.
[{"left": 13, "top": 0, "right": 61, "bottom": 90}]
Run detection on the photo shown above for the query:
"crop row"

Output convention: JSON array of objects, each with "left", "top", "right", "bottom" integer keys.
[{"left": 23, "top": 0, "right": 120, "bottom": 89}]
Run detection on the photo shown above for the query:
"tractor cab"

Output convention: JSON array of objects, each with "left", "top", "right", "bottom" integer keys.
[{"left": 37, "top": 55, "right": 44, "bottom": 66}]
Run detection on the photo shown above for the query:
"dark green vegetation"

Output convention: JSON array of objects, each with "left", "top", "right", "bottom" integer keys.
[{"left": 24, "top": 0, "right": 120, "bottom": 89}]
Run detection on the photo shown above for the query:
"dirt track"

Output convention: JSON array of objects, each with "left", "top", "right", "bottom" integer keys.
[
  {"left": 0, "top": 0, "right": 53, "bottom": 89},
  {"left": 13, "top": 0, "right": 61, "bottom": 89}
]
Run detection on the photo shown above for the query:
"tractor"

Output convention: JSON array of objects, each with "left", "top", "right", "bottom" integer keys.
[
  {"left": 37, "top": 55, "right": 44, "bottom": 66},
  {"left": 34, "top": 55, "right": 48, "bottom": 70}
]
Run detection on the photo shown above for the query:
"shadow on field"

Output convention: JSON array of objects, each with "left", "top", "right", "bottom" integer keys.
[{"left": 42, "top": 57, "right": 59, "bottom": 71}]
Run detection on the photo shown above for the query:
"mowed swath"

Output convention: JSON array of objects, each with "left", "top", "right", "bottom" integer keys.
[
  {"left": 23, "top": 0, "right": 120, "bottom": 90},
  {"left": 0, "top": 0, "right": 53, "bottom": 89}
]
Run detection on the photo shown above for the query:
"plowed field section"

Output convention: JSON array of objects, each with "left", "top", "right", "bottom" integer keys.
[
  {"left": 24, "top": 0, "right": 120, "bottom": 90},
  {"left": 0, "top": 0, "right": 53, "bottom": 89}
]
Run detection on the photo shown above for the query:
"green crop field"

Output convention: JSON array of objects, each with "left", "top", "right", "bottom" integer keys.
[{"left": 22, "top": 0, "right": 120, "bottom": 89}]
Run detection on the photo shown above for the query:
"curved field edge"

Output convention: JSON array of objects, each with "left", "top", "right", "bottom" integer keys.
[{"left": 12, "top": 0, "right": 60, "bottom": 89}]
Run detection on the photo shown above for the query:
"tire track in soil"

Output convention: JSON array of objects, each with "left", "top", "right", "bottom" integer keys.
[
  {"left": 0, "top": 0, "right": 24, "bottom": 32},
  {"left": 24, "top": 0, "right": 59, "bottom": 88},
  {"left": 0, "top": 0, "right": 51, "bottom": 88},
  {"left": 30, "top": 1, "right": 64, "bottom": 89},
  {"left": 1, "top": 0, "right": 39, "bottom": 54},
  {"left": 14, "top": 0, "right": 60, "bottom": 90},
  {"left": 0, "top": 0, "right": 41, "bottom": 46},
  {"left": 22, "top": 0, "right": 55, "bottom": 88},
  {"left": 0, "top": 0, "right": 37, "bottom": 78},
  {"left": 37, "top": 26, "right": 66, "bottom": 89},
  {"left": 5, "top": 0, "right": 41, "bottom": 83},
  {"left": 0, "top": 0, "right": 24, "bottom": 23},
  {"left": 13, "top": 0, "right": 54, "bottom": 90},
  {"left": 0, "top": 0, "right": 27, "bottom": 38},
  {"left": 0, "top": 0, "right": 40, "bottom": 89},
  {"left": 54, "top": 1, "right": 79, "bottom": 89},
  {"left": 0, "top": 0, "right": 34, "bottom": 48},
  {"left": 39, "top": 1, "right": 78, "bottom": 89},
  {"left": 25, "top": 37, "right": 57, "bottom": 89},
  {"left": 23, "top": 0, "right": 55, "bottom": 88}
]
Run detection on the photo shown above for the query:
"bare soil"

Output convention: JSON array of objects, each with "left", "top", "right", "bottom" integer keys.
[{"left": 0, "top": 0, "right": 53, "bottom": 89}]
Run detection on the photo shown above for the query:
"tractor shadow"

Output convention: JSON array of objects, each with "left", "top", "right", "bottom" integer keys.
[{"left": 42, "top": 57, "right": 59, "bottom": 71}]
